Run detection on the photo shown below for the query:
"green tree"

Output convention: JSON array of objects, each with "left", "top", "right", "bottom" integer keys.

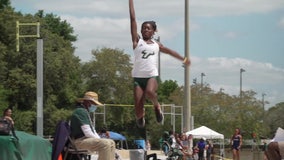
[
  {"left": 190, "top": 82, "right": 266, "bottom": 139},
  {"left": 236, "top": 90, "right": 265, "bottom": 138},
  {"left": 39, "top": 12, "right": 77, "bottom": 42},
  {"left": 264, "top": 102, "right": 284, "bottom": 138},
  {"left": 158, "top": 80, "right": 179, "bottom": 104},
  {"left": 1, "top": 1, "right": 281, "bottom": 143},
  {"left": 0, "top": 0, "right": 10, "bottom": 10},
  {"left": 82, "top": 48, "right": 133, "bottom": 104},
  {"left": 81, "top": 48, "right": 134, "bottom": 130},
  {"left": 0, "top": 7, "right": 83, "bottom": 134},
  {"left": 168, "top": 86, "right": 184, "bottom": 106}
]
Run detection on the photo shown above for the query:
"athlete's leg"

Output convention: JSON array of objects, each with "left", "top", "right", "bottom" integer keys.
[
  {"left": 232, "top": 148, "right": 238, "bottom": 160},
  {"left": 145, "top": 78, "right": 164, "bottom": 123},
  {"left": 145, "top": 78, "right": 159, "bottom": 106},
  {"left": 236, "top": 149, "right": 240, "bottom": 160},
  {"left": 134, "top": 85, "right": 146, "bottom": 127}
]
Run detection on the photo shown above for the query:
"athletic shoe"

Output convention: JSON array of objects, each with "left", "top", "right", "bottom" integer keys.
[
  {"left": 136, "top": 117, "right": 145, "bottom": 128},
  {"left": 155, "top": 108, "right": 164, "bottom": 123}
]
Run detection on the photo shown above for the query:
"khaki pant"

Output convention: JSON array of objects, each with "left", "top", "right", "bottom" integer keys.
[{"left": 74, "top": 137, "right": 115, "bottom": 160}]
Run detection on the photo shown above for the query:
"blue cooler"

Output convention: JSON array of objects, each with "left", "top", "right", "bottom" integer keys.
[{"left": 134, "top": 139, "right": 145, "bottom": 149}]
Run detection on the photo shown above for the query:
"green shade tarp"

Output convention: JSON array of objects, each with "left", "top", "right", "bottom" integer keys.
[{"left": 0, "top": 131, "right": 52, "bottom": 160}]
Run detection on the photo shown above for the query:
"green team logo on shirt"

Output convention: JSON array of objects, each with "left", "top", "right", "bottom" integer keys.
[{"left": 141, "top": 50, "right": 155, "bottom": 59}]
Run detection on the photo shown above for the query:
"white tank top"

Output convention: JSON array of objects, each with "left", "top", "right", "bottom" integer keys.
[{"left": 132, "top": 39, "right": 159, "bottom": 77}]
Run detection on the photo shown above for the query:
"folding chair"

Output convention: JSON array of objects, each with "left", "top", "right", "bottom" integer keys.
[
  {"left": 64, "top": 134, "right": 91, "bottom": 160},
  {"left": 51, "top": 121, "right": 91, "bottom": 160}
]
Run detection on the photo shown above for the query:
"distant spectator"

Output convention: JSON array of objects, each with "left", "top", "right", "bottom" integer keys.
[
  {"left": 187, "top": 134, "right": 194, "bottom": 160},
  {"left": 169, "top": 130, "right": 184, "bottom": 159},
  {"left": 99, "top": 127, "right": 110, "bottom": 139},
  {"left": 146, "top": 140, "right": 151, "bottom": 150},
  {"left": 230, "top": 128, "right": 242, "bottom": 160},
  {"left": 206, "top": 140, "right": 213, "bottom": 160},
  {"left": 263, "top": 142, "right": 268, "bottom": 152},
  {"left": 3, "top": 108, "right": 14, "bottom": 126},
  {"left": 197, "top": 137, "right": 206, "bottom": 160}
]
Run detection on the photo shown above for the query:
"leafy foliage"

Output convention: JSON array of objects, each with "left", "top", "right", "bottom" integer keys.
[
  {"left": 0, "top": 0, "right": 10, "bottom": 10},
  {"left": 0, "top": 5, "right": 82, "bottom": 135},
  {"left": 81, "top": 48, "right": 133, "bottom": 103},
  {"left": 0, "top": 2, "right": 282, "bottom": 150},
  {"left": 264, "top": 102, "right": 284, "bottom": 138}
]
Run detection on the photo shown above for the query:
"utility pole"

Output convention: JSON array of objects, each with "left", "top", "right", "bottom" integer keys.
[
  {"left": 240, "top": 68, "right": 245, "bottom": 106},
  {"left": 16, "top": 21, "right": 43, "bottom": 137},
  {"left": 262, "top": 93, "right": 266, "bottom": 112},
  {"left": 240, "top": 68, "right": 245, "bottom": 97},
  {"left": 201, "top": 72, "right": 206, "bottom": 94},
  {"left": 184, "top": 0, "right": 191, "bottom": 131},
  {"left": 201, "top": 73, "right": 205, "bottom": 88}
]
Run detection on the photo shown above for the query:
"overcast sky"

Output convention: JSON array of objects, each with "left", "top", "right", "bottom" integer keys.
[{"left": 11, "top": 0, "right": 284, "bottom": 109}]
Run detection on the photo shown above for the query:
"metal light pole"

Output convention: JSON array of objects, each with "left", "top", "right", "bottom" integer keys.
[
  {"left": 262, "top": 93, "right": 266, "bottom": 111},
  {"left": 240, "top": 68, "right": 245, "bottom": 97},
  {"left": 262, "top": 93, "right": 266, "bottom": 126},
  {"left": 200, "top": 73, "right": 205, "bottom": 97},
  {"left": 201, "top": 72, "right": 205, "bottom": 88},
  {"left": 193, "top": 78, "right": 197, "bottom": 85},
  {"left": 240, "top": 68, "right": 245, "bottom": 105},
  {"left": 16, "top": 21, "right": 43, "bottom": 136},
  {"left": 36, "top": 39, "right": 43, "bottom": 137},
  {"left": 184, "top": 0, "right": 191, "bottom": 131}
]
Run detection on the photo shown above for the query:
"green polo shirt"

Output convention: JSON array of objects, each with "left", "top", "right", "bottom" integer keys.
[{"left": 70, "top": 107, "right": 92, "bottom": 139}]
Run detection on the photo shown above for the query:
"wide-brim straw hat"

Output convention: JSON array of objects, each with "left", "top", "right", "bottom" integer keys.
[{"left": 77, "top": 91, "right": 103, "bottom": 105}]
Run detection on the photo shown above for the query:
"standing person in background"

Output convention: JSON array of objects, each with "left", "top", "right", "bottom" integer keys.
[
  {"left": 187, "top": 134, "right": 194, "bottom": 160},
  {"left": 180, "top": 133, "right": 194, "bottom": 160},
  {"left": 128, "top": 0, "right": 190, "bottom": 128},
  {"left": 197, "top": 137, "right": 206, "bottom": 160},
  {"left": 230, "top": 128, "right": 242, "bottom": 160},
  {"left": 146, "top": 140, "right": 151, "bottom": 151},
  {"left": 206, "top": 140, "right": 213, "bottom": 160},
  {"left": 180, "top": 133, "right": 188, "bottom": 149},
  {"left": 193, "top": 145, "right": 199, "bottom": 160}
]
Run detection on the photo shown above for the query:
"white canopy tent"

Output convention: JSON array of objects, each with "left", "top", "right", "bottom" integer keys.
[
  {"left": 186, "top": 126, "right": 224, "bottom": 139},
  {"left": 186, "top": 126, "right": 225, "bottom": 158},
  {"left": 271, "top": 127, "right": 284, "bottom": 142}
]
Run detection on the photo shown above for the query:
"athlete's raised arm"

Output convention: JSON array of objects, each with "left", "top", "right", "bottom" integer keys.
[{"left": 129, "top": 0, "right": 139, "bottom": 49}]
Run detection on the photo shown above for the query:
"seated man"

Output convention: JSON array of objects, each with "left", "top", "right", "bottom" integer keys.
[{"left": 70, "top": 91, "right": 115, "bottom": 160}]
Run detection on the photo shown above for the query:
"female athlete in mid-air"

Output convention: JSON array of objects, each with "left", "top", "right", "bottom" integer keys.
[{"left": 129, "top": 0, "right": 190, "bottom": 128}]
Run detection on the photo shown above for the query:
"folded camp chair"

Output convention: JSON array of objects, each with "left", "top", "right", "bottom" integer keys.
[{"left": 52, "top": 121, "right": 90, "bottom": 160}]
